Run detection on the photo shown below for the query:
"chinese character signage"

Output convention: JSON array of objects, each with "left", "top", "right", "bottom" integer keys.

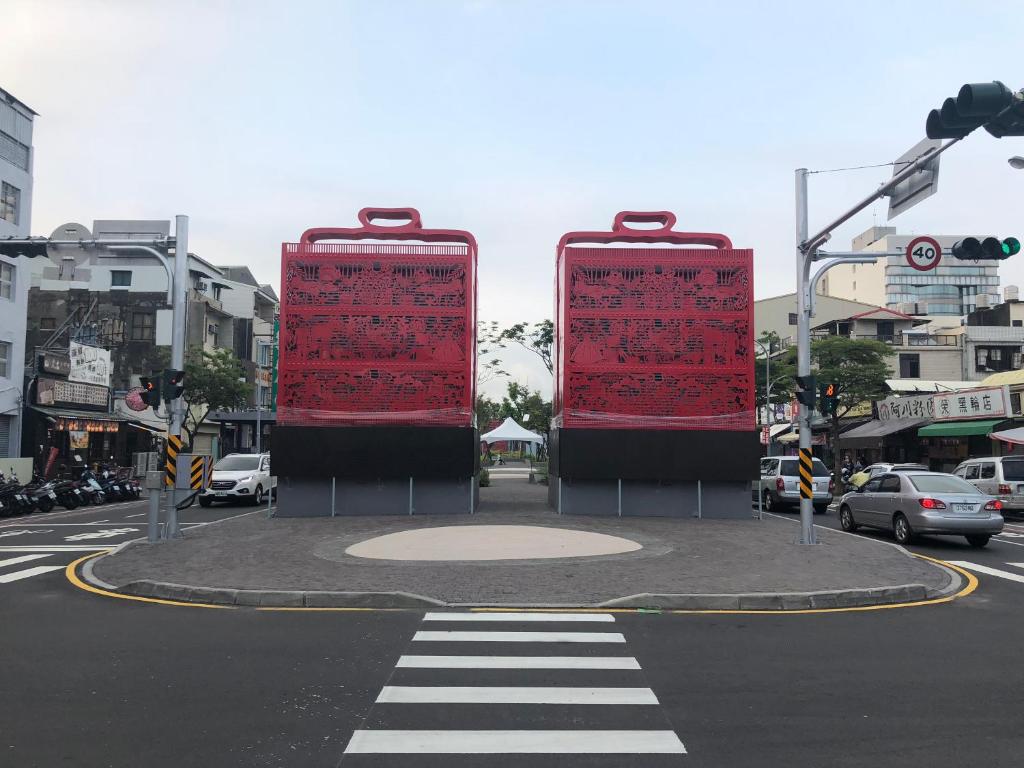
[
  {"left": 36, "top": 376, "right": 109, "bottom": 410},
  {"left": 877, "top": 386, "right": 1011, "bottom": 424},
  {"left": 69, "top": 342, "right": 112, "bottom": 387},
  {"left": 877, "top": 394, "right": 934, "bottom": 422},
  {"left": 40, "top": 351, "right": 71, "bottom": 376}
]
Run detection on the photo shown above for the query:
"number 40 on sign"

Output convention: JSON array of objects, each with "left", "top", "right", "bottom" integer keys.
[{"left": 906, "top": 236, "right": 942, "bottom": 272}]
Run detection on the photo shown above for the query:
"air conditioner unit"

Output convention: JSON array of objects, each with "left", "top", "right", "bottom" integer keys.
[{"left": 898, "top": 302, "right": 917, "bottom": 315}]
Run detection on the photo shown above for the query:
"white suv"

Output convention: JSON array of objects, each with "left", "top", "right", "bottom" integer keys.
[{"left": 199, "top": 453, "right": 276, "bottom": 507}]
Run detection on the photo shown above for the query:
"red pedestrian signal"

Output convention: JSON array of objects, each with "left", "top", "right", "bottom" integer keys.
[{"left": 139, "top": 376, "right": 162, "bottom": 408}]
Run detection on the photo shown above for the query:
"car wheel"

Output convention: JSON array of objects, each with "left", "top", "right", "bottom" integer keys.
[
  {"left": 252, "top": 485, "right": 264, "bottom": 506},
  {"left": 763, "top": 492, "right": 776, "bottom": 512},
  {"left": 813, "top": 505, "right": 827, "bottom": 516},
  {"left": 199, "top": 497, "right": 212, "bottom": 508},
  {"left": 839, "top": 505, "right": 858, "bottom": 532},
  {"left": 965, "top": 534, "right": 990, "bottom": 548},
  {"left": 893, "top": 513, "right": 913, "bottom": 545}
]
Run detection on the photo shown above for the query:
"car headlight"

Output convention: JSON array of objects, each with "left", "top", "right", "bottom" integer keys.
[{"left": 237, "top": 476, "right": 254, "bottom": 484}]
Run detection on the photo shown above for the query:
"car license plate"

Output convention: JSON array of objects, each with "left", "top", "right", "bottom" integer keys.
[
  {"left": 215, "top": 492, "right": 225, "bottom": 497},
  {"left": 953, "top": 503, "right": 977, "bottom": 514},
  {"left": 113, "top": 485, "right": 120, "bottom": 491}
]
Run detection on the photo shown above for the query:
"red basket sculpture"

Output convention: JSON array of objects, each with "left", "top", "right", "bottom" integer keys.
[
  {"left": 278, "top": 208, "right": 477, "bottom": 426},
  {"left": 554, "top": 211, "right": 753, "bottom": 431}
]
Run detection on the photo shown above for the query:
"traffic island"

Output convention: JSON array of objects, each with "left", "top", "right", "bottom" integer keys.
[{"left": 85, "top": 497, "right": 961, "bottom": 610}]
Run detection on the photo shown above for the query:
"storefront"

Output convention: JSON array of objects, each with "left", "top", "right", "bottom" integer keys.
[
  {"left": 917, "top": 419, "right": 1011, "bottom": 473},
  {"left": 838, "top": 418, "right": 930, "bottom": 466}
]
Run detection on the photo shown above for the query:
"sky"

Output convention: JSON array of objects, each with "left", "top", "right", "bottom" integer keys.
[{"left": 3, "top": 0, "right": 1023, "bottom": 398}]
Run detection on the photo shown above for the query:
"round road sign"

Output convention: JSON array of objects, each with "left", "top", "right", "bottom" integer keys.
[{"left": 906, "top": 236, "right": 942, "bottom": 271}]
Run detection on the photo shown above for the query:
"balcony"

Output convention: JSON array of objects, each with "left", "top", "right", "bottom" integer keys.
[{"left": 854, "top": 333, "right": 960, "bottom": 347}]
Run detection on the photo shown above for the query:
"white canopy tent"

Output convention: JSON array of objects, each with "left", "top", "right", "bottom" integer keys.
[{"left": 480, "top": 417, "right": 544, "bottom": 445}]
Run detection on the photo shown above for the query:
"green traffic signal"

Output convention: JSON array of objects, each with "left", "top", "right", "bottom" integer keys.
[{"left": 1003, "top": 237, "right": 1021, "bottom": 257}]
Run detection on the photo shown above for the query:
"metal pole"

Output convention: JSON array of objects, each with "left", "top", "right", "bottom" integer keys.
[
  {"left": 165, "top": 214, "right": 189, "bottom": 539},
  {"left": 795, "top": 169, "right": 817, "bottom": 545},
  {"left": 255, "top": 406, "right": 261, "bottom": 454},
  {"left": 764, "top": 342, "right": 772, "bottom": 457},
  {"left": 147, "top": 487, "right": 161, "bottom": 543},
  {"left": 408, "top": 476, "right": 414, "bottom": 515},
  {"left": 697, "top": 479, "right": 703, "bottom": 519}
]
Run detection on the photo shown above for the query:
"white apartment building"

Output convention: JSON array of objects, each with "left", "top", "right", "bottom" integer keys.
[
  {"left": 0, "top": 88, "right": 35, "bottom": 458},
  {"left": 820, "top": 226, "right": 1001, "bottom": 317}
]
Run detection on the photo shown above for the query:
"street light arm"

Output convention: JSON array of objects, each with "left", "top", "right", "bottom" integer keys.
[{"left": 102, "top": 245, "right": 174, "bottom": 306}]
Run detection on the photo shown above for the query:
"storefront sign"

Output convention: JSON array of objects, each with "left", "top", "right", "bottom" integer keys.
[
  {"left": 40, "top": 351, "right": 71, "bottom": 376},
  {"left": 69, "top": 342, "right": 112, "bottom": 387},
  {"left": 68, "top": 430, "right": 90, "bottom": 450},
  {"left": 255, "top": 366, "right": 272, "bottom": 387},
  {"left": 36, "top": 376, "right": 109, "bottom": 410},
  {"left": 877, "top": 394, "right": 934, "bottom": 422},
  {"left": 56, "top": 417, "right": 119, "bottom": 433},
  {"left": 932, "top": 386, "right": 1010, "bottom": 422}
]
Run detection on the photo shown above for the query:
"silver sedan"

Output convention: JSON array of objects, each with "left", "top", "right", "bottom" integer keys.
[{"left": 838, "top": 471, "right": 1004, "bottom": 548}]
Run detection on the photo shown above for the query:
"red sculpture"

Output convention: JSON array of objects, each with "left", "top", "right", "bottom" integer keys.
[
  {"left": 554, "top": 212, "right": 754, "bottom": 430},
  {"left": 278, "top": 208, "right": 477, "bottom": 426}
]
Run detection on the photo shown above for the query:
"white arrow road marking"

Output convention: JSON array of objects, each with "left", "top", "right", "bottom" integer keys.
[
  {"left": 64, "top": 528, "right": 138, "bottom": 541},
  {"left": 0, "top": 529, "right": 54, "bottom": 538}
]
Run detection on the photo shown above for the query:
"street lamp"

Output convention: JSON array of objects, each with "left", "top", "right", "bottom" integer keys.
[
  {"left": 753, "top": 338, "right": 783, "bottom": 456},
  {"left": 1009, "top": 156, "right": 1024, "bottom": 169}
]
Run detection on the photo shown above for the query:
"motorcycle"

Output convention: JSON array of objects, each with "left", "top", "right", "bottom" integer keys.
[{"left": 51, "top": 478, "right": 83, "bottom": 510}]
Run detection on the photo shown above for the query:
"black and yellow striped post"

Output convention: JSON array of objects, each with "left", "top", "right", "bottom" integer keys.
[
  {"left": 798, "top": 448, "right": 814, "bottom": 501},
  {"left": 165, "top": 434, "right": 182, "bottom": 487},
  {"left": 189, "top": 456, "right": 205, "bottom": 490}
]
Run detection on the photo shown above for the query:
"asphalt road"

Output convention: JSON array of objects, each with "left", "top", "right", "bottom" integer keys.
[{"left": 2, "top": 501, "right": 1024, "bottom": 767}]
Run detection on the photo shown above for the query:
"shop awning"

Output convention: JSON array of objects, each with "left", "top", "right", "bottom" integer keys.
[
  {"left": 29, "top": 406, "right": 127, "bottom": 423},
  {"left": 767, "top": 423, "right": 791, "bottom": 438},
  {"left": 841, "top": 418, "right": 930, "bottom": 440},
  {"left": 918, "top": 419, "right": 1006, "bottom": 438},
  {"left": 990, "top": 426, "right": 1024, "bottom": 445},
  {"left": 885, "top": 379, "right": 977, "bottom": 393}
]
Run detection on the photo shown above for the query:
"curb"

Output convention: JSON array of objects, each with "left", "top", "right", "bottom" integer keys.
[{"left": 82, "top": 573, "right": 961, "bottom": 611}]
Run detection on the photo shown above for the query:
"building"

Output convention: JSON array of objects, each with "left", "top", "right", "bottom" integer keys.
[
  {"left": 21, "top": 219, "right": 275, "bottom": 467},
  {"left": 820, "top": 226, "right": 1001, "bottom": 317},
  {"left": 754, "top": 292, "right": 889, "bottom": 346},
  {"left": 0, "top": 88, "right": 36, "bottom": 459}
]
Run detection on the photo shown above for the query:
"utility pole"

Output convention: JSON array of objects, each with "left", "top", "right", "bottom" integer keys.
[{"left": 164, "top": 215, "right": 189, "bottom": 539}]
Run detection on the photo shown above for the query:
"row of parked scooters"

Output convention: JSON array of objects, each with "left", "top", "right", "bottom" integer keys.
[{"left": 0, "top": 464, "right": 142, "bottom": 516}]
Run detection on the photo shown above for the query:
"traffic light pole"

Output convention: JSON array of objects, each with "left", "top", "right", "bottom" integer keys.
[{"left": 164, "top": 215, "right": 189, "bottom": 539}]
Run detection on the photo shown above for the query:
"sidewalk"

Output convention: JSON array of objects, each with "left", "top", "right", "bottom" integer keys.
[{"left": 89, "top": 483, "right": 958, "bottom": 610}]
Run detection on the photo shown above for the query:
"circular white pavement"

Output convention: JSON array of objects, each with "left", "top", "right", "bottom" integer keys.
[{"left": 345, "top": 524, "right": 642, "bottom": 561}]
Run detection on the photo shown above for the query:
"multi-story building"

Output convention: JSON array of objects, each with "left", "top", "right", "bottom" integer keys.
[
  {"left": 21, "top": 219, "right": 274, "bottom": 464},
  {"left": 0, "top": 87, "right": 35, "bottom": 459},
  {"left": 963, "top": 288, "right": 1024, "bottom": 382},
  {"left": 755, "top": 292, "right": 889, "bottom": 346},
  {"left": 820, "top": 226, "right": 1002, "bottom": 317}
]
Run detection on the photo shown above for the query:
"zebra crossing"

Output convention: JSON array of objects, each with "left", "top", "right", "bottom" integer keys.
[
  {"left": 342, "top": 610, "right": 686, "bottom": 762},
  {"left": 948, "top": 559, "right": 1024, "bottom": 585},
  {"left": 0, "top": 546, "right": 108, "bottom": 586}
]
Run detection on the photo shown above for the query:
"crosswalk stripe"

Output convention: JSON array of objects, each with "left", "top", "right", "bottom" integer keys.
[
  {"left": 1006, "top": 562, "right": 1024, "bottom": 570},
  {"left": 343, "top": 729, "right": 687, "bottom": 754},
  {"left": 423, "top": 612, "right": 615, "bottom": 623},
  {"left": 0, "top": 554, "right": 51, "bottom": 568},
  {"left": 0, "top": 546, "right": 112, "bottom": 552},
  {"left": 0, "top": 565, "right": 66, "bottom": 583},
  {"left": 377, "top": 686, "right": 658, "bottom": 705},
  {"left": 412, "top": 631, "right": 626, "bottom": 643},
  {"left": 947, "top": 561, "right": 1024, "bottom": 584},
  {"left": 396, "top": 655, "right": 642, "bottom": 669}
]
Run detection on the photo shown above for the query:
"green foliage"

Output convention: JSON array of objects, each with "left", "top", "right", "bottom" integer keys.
[
  {"left": 477, "top": 320, "right": 509, "bottom": 387},
  {"left": 478, "top": 468, "right": 490, "bottom": 487},
  {"left": 811, "top": 335, "right": 893, "bottom": 419},
  {"left": 754, "top": 331, "right": 796, "bottom": 412},
  {"left": 181, "top": 348, "right": 251, "bottom": 451},
  {"left": 483, "top": 320, "right": 553, "bottom": 375},
  {"left": 499, "top": 381, "right": 551, "bottom": 436},
  {"left": 476, "top": 394, "right": 502, "bottom": 429}
]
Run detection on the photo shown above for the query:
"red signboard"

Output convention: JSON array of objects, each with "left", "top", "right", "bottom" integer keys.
[
  {"left": 553, "top": 211, "right": 754, "bottom": 431},
  {"left": 278, "top": 208, "right": 477, "bottom": 426}
]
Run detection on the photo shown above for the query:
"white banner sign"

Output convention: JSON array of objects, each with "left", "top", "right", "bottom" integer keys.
[
  {"left": 877, "top": 394, "right": 934, "bottom": 422},
  {"left": 931, "top": 386, "right": 1010, "bottom": 422},
  {"left": 70, "top": 342, "right": 112, "bottom": 387}
]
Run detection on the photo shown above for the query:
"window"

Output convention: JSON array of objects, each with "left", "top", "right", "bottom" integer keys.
[
  {"left": 110, "top": 270, "right": 132, "bottom": 287},
  {"left": 0, "top": 341, "right": 9, "bottom": 378},
  {"left": 0, "top": 261, "right": 12, "bottom": 300},
  {"left": 908, "top": 474, "right": 980, "bottom": 494},
  {"left": 788, "top": 312, "right": 798, "bottom": 325},
  {"left": 980, "top": 463, "right": 996, "bottom": 479},
  {"left": 1013, "top": 320, "right": 1023, "bottom": 328},
  {"left": 0, "top": 182, "right": 19, "bottom": 225},
  {"left": 130, "top": 312, "right": 155, "bottom": 341},
  {"left": 964, "top": 464, "right": 980, "bottom": 480},
  {"left": 39, "top": 316, "right": 56, "bottom": 331},
  {"left": 1001, "top": 459, "right": 1024, "bottom": 481},
  {"left": 879, "top": 475, "right": 902, "bottom": 493},
  {"left": 862, "top": 478, "right": 883, "bottom": 493},
  {"left": 779, "top": 459, "right": 830, "bottom": 477},
  {"left": 898, "top": 353, "right": 920, "bottom": 378}
]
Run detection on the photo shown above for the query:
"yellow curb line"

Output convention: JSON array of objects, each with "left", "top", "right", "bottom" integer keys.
[{"left": 66, "top": 552, "right": 977, "bottom": 615}]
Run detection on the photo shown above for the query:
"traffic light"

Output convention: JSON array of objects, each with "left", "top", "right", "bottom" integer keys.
[
  {"left": 0, "top": 241, "right": 48, "bottom": 258},
  {"left": 139, "top": 376, "right": 161, "bottom": 408},
  {"left": 795, "top": 375, "right": 816, "bottom": 409},
  {"left": 819, "top": 382, "right": 839, "bottom": 417},
  {"left": 162, "top": 369, "right": 185, "bottom": 402},
  {"left": 926, "top": 81, "right": 1024, "bottom": 140},
  {"left": 951, "top": 237, "right": 1021, "bottom": 261}
]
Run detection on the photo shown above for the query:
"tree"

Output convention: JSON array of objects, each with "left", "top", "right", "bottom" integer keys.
[
  {"left": 475, "top": 394, "right": 502, "bottom": 429},
  {"left": 476, "top": 320, "right": 509, "bottom": 388},
  {"left": 811, "top": 335, "right": 893, "bottom": 481},
  {"left": 499, "top": 381, "right": 552, "bottom": 437},
  {"left": 181, "top": 348, "right": 251, "bottom": 451},
  {"left": 754, "top": 331, "right": 796, "bottom": 416},
  {"left": 483, "top": 320, "right": 553, "bottom": 375}
]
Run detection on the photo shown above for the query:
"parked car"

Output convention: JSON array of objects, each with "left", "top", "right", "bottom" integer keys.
[
  {"left": 953, "top": 456, "right": 1024, "bottom": 515},
  {"left": 838, "top": 471, "right": 1003, "bottom": 547},
  {"left": 847, "top": 462, "right": 929, "bottom": 489},
  {"left": 199, "top": 453, "right": 276, "bottom": 507},
  {"left": 753, "top": 456, "right": 833, "bottom": 513}
]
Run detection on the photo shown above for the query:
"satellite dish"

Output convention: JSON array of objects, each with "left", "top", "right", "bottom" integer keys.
[{"left": 47, "top": 222, "right": 92, "bottom": 266}]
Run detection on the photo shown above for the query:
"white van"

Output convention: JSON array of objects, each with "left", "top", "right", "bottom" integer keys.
[
  {"left": 953, "top": 456, "right": 1024, "bottom": 514},
  {"left": 199, "top": 453, "right": 276, "bottom": 507}
]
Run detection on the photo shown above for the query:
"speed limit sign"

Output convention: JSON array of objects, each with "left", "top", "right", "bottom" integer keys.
[{"left": 906, "top": 236, "right": 942, "bottom": 271}]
